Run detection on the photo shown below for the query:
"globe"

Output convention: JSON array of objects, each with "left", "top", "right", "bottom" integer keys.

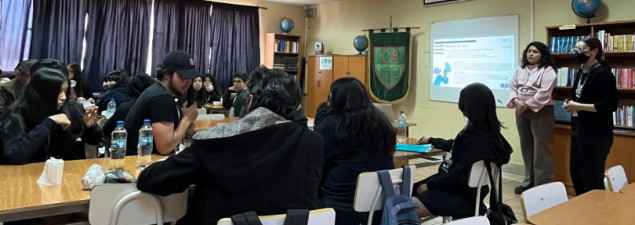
[
  {"left": 281, "top": 17, "right": 294, "bottom": 33},
  {"left": 353, "top": 35, "right": 369, "bottom": 54},
  {"left": 572, "top": 0, "right": 601, "bottom": 20}
]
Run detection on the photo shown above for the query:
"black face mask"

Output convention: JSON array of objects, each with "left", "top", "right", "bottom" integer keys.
[{"left": 576, "top": 53, "right": 590, "bottom": 63}]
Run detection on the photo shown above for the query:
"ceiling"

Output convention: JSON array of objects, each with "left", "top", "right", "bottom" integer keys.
[{"left": 265, "top": 0, "right": 339, "bottom": 5}]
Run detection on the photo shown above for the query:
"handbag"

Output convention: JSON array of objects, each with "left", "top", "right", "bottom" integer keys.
[{"left": 485, "top": 162, "right": 517, "bottom": 225}]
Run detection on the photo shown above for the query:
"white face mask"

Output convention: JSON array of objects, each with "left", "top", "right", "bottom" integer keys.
[{"left": 70, "top": 80, "right": 77, "bottom": 88}]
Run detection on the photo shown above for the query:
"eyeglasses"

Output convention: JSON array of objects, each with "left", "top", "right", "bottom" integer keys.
[{"left": 572, "top": 46, "right": 589, "bottom": 54}]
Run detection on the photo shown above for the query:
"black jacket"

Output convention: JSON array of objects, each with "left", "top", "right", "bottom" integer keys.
[
  {"left": 137, "top": 122, "right": 324, "bottom": 224},
  {"left": 426, "top": 125, "right": 512, "bottom": 203},
  {"left": 570, "top": 65, "right": 618, "bottom": 137}
]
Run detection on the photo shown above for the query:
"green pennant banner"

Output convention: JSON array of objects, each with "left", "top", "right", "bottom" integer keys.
[{"left": 369, "top": 32, "right": 411, "bottom": 103}]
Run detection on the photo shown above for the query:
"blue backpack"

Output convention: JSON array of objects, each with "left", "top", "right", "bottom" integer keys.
[{"left": 377, "top": 166, "right": 421, "bottom": 225}]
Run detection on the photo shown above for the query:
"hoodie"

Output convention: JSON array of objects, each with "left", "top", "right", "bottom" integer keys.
[
  {"left": 137, "top": 108, "right": 324, "bottom": 224},
  {"left": 426, "top": 124, "right": 512, "bottom": 204}
]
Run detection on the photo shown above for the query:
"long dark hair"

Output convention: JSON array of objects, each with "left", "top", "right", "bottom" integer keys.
[
  {"left": 584, "top": 37, "right": 611, "bottom": 68},
  {"left": 328, "top": 78, "right": 395, "bottom": 154},
  {"left": 68, "top": 64, "right": 90, "bottom": 98},
  {"left": 186, "top": 74, "right": 207, "bottom": 106},
  {"left": 204, "top": 73, "right": 223, "bottom": 96},
  {"left": 458, "top": 83, "right": 503, "bottom": 134},
  {"left": 521, "top": 42, "right": 554, "bottom": 69}
]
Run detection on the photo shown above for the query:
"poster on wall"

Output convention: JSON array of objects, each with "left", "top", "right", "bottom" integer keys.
[{"left": 369, "top": 31, "right": 411, "bottom": 103}]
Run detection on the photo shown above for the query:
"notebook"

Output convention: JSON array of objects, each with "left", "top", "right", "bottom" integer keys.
[{"left": 396, "top": 144, "right": 431, "bottom": 153}]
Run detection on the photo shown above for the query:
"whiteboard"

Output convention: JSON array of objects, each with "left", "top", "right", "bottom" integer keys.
[{"left": 429, "top": 15, "right": 518, "bottom": 107}]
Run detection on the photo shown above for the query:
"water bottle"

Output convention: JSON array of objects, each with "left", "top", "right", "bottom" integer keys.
[
  {"left": 137, "top": 119, "right": 153, "bottom": 169},
  {"left": 397, "top": 110, "right": 407, "bottom": 144},
  {"left": 107, "top": 98, "right": 116, "bottom": 114},
  {"left": 110, "top": 121, "right": 127, "bottom": 170}
]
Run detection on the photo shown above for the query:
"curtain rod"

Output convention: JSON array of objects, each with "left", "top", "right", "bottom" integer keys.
[{"left": 208, "top": 1, "right": 268, "bottom": 10}]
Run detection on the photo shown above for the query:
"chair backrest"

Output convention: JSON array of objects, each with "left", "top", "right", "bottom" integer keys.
[
  {"left": 89, "top": 183, "right": 188, "bottom": 225},
  {"left": 373, "top": 103, "right": 395, "bottom": 122},
  {"left": 198, "top": 113, "right": 226, "bottom": 120},
  {"left": 216, "top": 208, "right": 336, "bottom": 225},
  {"left": 446, "top": 216, "right": 490, "bottom": 225},
  {"left": 197, "top": 108, "right": 208, "bottom": 115},
  {"left": 468, "top": 160, "right": 499, "bottom": 188},
  {"left": 605, "top": 165, "right": 628, "bottom": 192},
  {"left": 353, "top": 165, "right": 416, "bottom": 212},
  {"left": 519, "top": 182, "right": 568, "bottom": 222}
]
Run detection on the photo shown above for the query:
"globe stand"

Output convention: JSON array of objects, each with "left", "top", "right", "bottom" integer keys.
[{"left": 585, "top": 15, "right": 595, "bottom": 24}]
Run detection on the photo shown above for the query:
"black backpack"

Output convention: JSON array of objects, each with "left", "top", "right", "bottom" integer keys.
[{"left": 485, "top": 162, "right": 517, "bottom": 225}]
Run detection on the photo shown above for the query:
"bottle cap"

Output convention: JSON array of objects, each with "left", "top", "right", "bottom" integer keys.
[
  {"left": 143, "top": 119, "right": 151, "bottom": 124},
  {"left": 110, "top": 98, "right": 115, "bottom": 101},
  {"left": 400, "top": 110, "right": 404, "bottom": 113},
  {"left": 117, "top": 121, "right": 124, "bottom": 126}
]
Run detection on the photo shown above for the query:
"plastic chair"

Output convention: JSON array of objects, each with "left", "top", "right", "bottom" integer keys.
[
  {"left": 353, "top": 165, "right": 416, "bottom": 225},
  {"left": 519, "top": 182, "right": 568, "bottom": 222},
  {"left": 445, "top": 216, "right": 490, "bottom": 225},
  {"left": 468, "top": 160, "right": 500, "bottom": 216},
  {"left": 216, "top": 208, "right": 336, "bottom": 225},
  {"left": 372, "top": 103, "right": 394, "bottom": 122},
  {"left": 197, "top": 113, "right": 226, "bottom": 120},
  {"left": 89, "top": 183, "right": 188, "bottom": 225},
  {"left": 197, "top": 107, "right": 208, "bottom": 115},
  {"left": 605, "top": 165, "right": 628, "bottom": 192}
]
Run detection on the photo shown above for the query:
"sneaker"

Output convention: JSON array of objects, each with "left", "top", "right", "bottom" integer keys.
[{"left": 514, "top": 185, "right": 529, "bottom": 195}]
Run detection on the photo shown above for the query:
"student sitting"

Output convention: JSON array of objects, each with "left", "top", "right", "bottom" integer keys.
[
  {"left": 95, "top": 69, "right": 129, "bottom": 111},
  {"left": 0, "top": 60, "right": 102, "bottom": 164},
  {"left": 315, "top": 78, "right": 396, "bottom": 225},
  {"left": 221, "top": 72, "right": 249, "bottom": 117},
  {"left": 411, "top": 83, "right": 512, "bottom": 219},
  {"left": 186, "top": 74, "right": 207, "bottom": 107},
  {"left": 203, "top": 73, "right": 222, "bottom": 103},
  {"left": 137, "top": 66, "right": 324, "bottom": 224},
  {"left": 103, "top": 73, "right": 155, "bottom": 137},
  {"left": 0, "top": 59, "right": 38, "bottom": 114},
  {"left": 66, "top": 63, "right": 94, "bottom": 101}
]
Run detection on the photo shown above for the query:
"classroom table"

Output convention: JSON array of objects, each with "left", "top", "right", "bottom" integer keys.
[
  {"left": 393, "top": 138, "right": 448, "bottom": 167},
  {"left": 0, "top": 155, "right": 165, "bottom": 222},
  {"left": 203, "top": 104, "right": 230, "bottom": 116},
  {"left": 619, "top": 183, "right": 635, "bottom": 196},
  {"left": 526, "top": 190, "right": 635, "bottom": 225},
  {"left": 193, "top": 117, "right": 239, "bottom": 132}
]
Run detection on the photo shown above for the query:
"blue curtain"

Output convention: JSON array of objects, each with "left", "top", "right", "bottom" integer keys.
[
  {"left": 209, "top": 3, "right": 260, "bottom": 89},
  {"left": 0, "top": 0, "right": 31, "bottom": 72},
  {"left": 151, "top": 0, "right": 211, "bottom": 77},
  {"left": 82, "top": 0, "right": 151, "bottom": 91},
  {"left": 30, "top": 0, "right": 87, "bottom": 65}
]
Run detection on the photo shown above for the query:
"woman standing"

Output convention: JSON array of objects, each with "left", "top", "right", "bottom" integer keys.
[
  {"left": 564, "top": 37, "right": 618, "bottom": 195},
  {"left": 315, "top": 78, "right": 395, "bottom": 225},
  {"left": 507, "top": 42, "right": 557, "bottom": 194}
]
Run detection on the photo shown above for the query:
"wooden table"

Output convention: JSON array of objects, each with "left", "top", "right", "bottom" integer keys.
[
  {"left": 619, "top": 183, "right": 635, "bottom": 195},
  {"left": 0, "top": 155, "right": 165, "bottom": 222},
  {"left": 393, "top": 138, "right": 448, "bottom": 168},
  {"left": 527, "top": 190, "right": 635, "bottom": 225},
  {"left": 193, "top": 117, "right": 239, "bottom": 132}
]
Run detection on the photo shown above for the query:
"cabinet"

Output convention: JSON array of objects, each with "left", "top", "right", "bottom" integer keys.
[
  {"left": 333, "top": 55, "right": 367, "bottom": 86},
  {"left": 264, "top": 33, "right": 300, "bottom": 81},
  {"left": 306, "top": 56, "right": 333, "bottom": 118},
  {"left": 547, "top": 20, "right": 635, "bottom": 194}
]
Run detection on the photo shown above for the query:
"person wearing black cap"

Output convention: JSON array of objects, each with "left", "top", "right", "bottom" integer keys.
[{"left": 124, "top": 51, "right": 199, "bottom": 155}]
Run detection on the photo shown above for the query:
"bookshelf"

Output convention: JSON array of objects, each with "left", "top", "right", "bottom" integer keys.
[
  {"left": 264, "top": 33, "right": 301, "bottom": 81},
  {"left": 546, "top": 20, "right": 635, "bottom": 195}
]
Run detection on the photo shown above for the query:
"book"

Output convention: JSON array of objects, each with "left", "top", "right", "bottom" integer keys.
[{"left": 396, "top": 144, "right": 431, "bottom": 153}]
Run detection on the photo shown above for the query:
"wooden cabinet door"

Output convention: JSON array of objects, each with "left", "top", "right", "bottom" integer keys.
[
  {"left": 306, "top": 56, "right": 333, "bottom": 117},
  {"left": 333, "top": 55, "right": 349, "bottom": 82},
  {"left": 348, "top": 55, "right": 367, "bottom": 86}
]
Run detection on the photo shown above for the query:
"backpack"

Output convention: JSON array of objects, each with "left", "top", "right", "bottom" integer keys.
[
  {"left": 377, "top": 166, "right": 421, "bottom": 225},
  {"left": 485, "top": 162, "right": 517, "bottom": 225},
  {"left": 230, "top": 209, "right": 309, "bottom": 225}
]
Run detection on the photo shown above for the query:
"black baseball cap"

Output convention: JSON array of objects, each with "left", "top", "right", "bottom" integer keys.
[{"left": 162, "top": 51, "right": 197, "bottom": 80}]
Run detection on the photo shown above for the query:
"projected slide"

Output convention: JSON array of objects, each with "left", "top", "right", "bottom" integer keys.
[{"left": 431, "top": 36, "right": 514, "bottom": 90}]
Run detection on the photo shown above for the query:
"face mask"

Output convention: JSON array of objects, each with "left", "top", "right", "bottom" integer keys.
[{"left": 575, "top": 53, "right": 590, "bottom": 63}]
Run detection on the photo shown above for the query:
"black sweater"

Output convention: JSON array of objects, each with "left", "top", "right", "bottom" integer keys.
[
  {"left": 570, "top": 65, "right": 618, "bottom": 137},
  {"left": 137, "top": 122, "right": 324, "bottom": 224},
  {"left": 426, "top": 125, "right": 512, "bottom": 202}
]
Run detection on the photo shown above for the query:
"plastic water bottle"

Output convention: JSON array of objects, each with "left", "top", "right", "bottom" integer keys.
[
  {"left": 397, "top": 110, "right": 407, "bottom": 144},
  {"left": 110, "top": 121, "right": 127, "bottom": 170},
  {"left": 107, "top": 98, "right": 116, "bottom": 114},
  {"left": 137, "top": 119, "right": 153, "bottom": 169}
]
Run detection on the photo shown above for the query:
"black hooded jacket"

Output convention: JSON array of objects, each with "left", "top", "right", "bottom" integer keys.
[
  {"left": 426, "top": 124, "right": 512, "bottom": 202},
  {"left": 137, "top": 122, "right": 324, "bottom": 224}
]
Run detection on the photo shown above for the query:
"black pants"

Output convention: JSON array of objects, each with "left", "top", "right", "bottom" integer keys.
[{"left": 570, "top": 133, "right": 612, "bottom": 195}]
